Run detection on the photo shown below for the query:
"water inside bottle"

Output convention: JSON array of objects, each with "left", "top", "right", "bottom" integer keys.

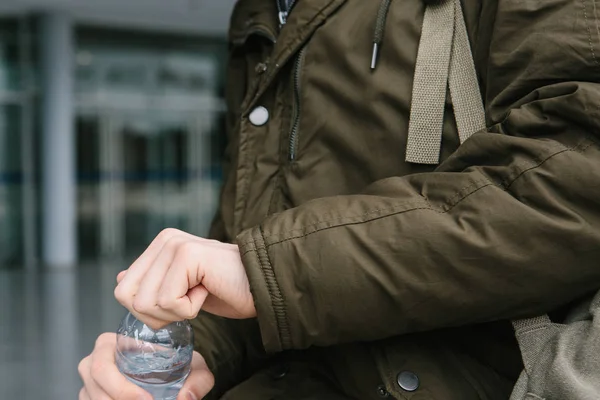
[{"left": 116, "top": 344, "right": 193, "bottom": 400}]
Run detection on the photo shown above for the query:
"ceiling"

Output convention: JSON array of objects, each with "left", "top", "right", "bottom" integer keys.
[{"left": 0, "top": 0, "right": 237, "bottom": 35}]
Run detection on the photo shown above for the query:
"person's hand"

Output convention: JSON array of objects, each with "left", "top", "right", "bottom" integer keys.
[
  {"left": 78, "top": 333, "right": 214, "bottom": 400},
  {"left": 114, "top": 228, "right": 256, "bottom": 329}
]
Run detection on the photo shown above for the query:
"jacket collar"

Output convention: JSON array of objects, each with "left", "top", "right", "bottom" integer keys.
[
  {"left": 240, "top": 0, "right": 347, "bottom": 114},
  {"left": 229, "top": 1, "right": 279, "bottom": 46}
]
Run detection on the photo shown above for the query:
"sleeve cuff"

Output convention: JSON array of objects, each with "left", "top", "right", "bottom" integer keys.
[{"left": 237, "top": 226, "right": 291, "bottom": 353}]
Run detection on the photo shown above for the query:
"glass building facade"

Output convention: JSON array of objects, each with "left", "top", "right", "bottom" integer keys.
[
  {"left": 0, "top": 18, "right": 31, "bottom": 268},
  {"left": 0, "top": 15, "right": 227, "bottom": 269}
]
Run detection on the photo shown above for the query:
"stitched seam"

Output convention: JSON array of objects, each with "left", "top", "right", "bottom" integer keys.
[
  {"left": 240, "top": 237, "right": 256, "bottom": 256},
  {"left": 267, "top": 173, "right": 282, "bottom": 215},
  {"left": 262, "top": 199, "right": 432, "bottom": 243},
  {"left": 503, "top": 149, "right": 569, "bottom": 190},
  {"left": 524, "top": 393, "right": 545, "bottom": 400},
  {"left": 254, "top": 227, "right": 292, "bottom": 349},
  {"left": 441, "top": 176, "right": 494, "bottom": 212},
  {"left": 594, "top": 0, "right": 600, "bottom": 44},
  {"left": 233, "top": 130, "right": 253, "bottom": 233},
  {"left": 516, "top": 325, "right": 553, "bottom": 335},
  {"left": 238, "top": 140, "right": 595, "bottom": 251},
  {"left": 583, "top": 0, "right": 600, "bottom": 68},
  {"left": 263, "top": 145, "right": 576, "bottom": 248},
  {"left": 257, "top": 179, "right": 493, "bottom": 244}
]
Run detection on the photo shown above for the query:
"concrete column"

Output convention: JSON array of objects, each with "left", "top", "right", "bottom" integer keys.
[{"left": 40, "top": 12, "right": 77, "bottom": 268}]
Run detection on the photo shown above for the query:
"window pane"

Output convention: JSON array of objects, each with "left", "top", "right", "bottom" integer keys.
[{"left": 0, "top": 105, "right": 23, "bottom": 267}]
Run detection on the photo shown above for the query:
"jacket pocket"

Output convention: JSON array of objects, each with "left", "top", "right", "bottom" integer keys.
[
  {"left": 371, "top": 333, "right": 513, "bottom": 400},
  {"left": 220, "top": 360, "right": 352, "bottom": 400}
]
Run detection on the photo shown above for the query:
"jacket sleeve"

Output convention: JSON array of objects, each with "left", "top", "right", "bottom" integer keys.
[
  {"left": 190, "top": 313, "right": 268, "bottom": 398},
  {"left": 236, "top": 2, "right": 600, "bottom": 353}
]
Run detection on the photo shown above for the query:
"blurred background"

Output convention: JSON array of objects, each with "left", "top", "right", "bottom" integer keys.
[{"left": 0, "top": 0, "right": 235, "bottom": 398}]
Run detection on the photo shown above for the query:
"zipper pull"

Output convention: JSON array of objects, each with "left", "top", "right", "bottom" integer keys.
[{"left": 279, "top": 11, "right": 288, "bottom": 26}]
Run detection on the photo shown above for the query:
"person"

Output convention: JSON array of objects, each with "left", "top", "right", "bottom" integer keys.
[{"left": 78, "top": 0, "right": 600, "bottom": 399}]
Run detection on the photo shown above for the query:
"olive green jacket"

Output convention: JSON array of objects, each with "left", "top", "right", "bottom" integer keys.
[{"left": 192, "top": 0, "right": 600, "bottom": 398}]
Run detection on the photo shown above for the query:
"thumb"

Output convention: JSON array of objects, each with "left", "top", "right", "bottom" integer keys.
[
  {"left": 116, "top": 270, "right": 127, "bottom": 283},
  {"left": 178, "top": 352, "right": 215, "bottom": 400},
  {"left": 187, "top": 285, "right": 210, "bottom": 314},
  {"left": 168, "top": 284, "right": 209, "bottom": 320}
]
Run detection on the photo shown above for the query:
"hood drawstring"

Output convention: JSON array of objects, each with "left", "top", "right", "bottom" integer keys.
[
  {"left": 371, "top": 0, "right": 392, "bottom": 70},
  {"left": 368, "top": 0, "right": 485, "bottom": 163}
]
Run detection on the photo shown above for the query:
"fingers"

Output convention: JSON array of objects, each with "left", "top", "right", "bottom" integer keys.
[
  {"left": 79, "top": 388, "right": 91, "bottom": 400},
  {"left": 131, "top": 235, "right": 188, "bottom": 326},
  {"left": 115, "top": 229, "right": 193, "bottom": 328},
  {"left": 116, "top": 270, "right": 127, "bottom": 283},
  {"left": 115, "top": 227, "right": 254, "bottom": 327},
  {"left": 178, "top": 352, "right": 215, "bottom": 400},
  {"left": 78, "top": 356, "right": 106, "bottom": 400},
  {"left": 115, "top": 231, "right": 211, "bottom": 328},
  {"left": 116, "top": 229, "right": 220, "bottom": 286},
  {"left": 92, "top": 334, "right": 149, "bottom": 399},
  {"left": 115, "top": 228, "right": 186, "bottom": 305},
  {"left": 185, "top": 285, "right": 211, "bottom": 317},
  {"left": 79, "top": 333, "right": 152, "bottom": 400},
  {"left": 156, "top": 243, "right": 210, "bottom": 321}
]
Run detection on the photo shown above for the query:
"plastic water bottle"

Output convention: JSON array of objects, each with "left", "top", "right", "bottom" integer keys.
[{"left": 115, "top": 312, "right": 194, "bottom": 400}]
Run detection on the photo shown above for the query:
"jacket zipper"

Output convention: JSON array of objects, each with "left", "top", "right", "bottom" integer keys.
[
  {"left": 277, "top": 0, "right": 302, "bottom": 160},
  {"left": 289, "top": 46, "right": 306, "bottom": 161},
  {"left": 277, "top": 0, "right": 297, "bottom": 25}
]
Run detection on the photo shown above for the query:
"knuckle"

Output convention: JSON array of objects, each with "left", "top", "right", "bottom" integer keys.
[
  {"left": 96, "top": 332, "right": 114, "bottom": 347},
  {"left": 113, "top": 284, "right": 129, "bottom": 304},
  {"left": 183, "top": 303, "right": 202, "bottom": 320},
  {"left": 177, "top": 240, "right": 198, "bottom": 259},
  {"left": 90, "top": 358, "right": 105, "bottom": 378},
  {"left": 165, "top": 234, "right": 187, "bottom": 251},
  {"left": 181, "top": 309, "right": 197, "bottom": 320},
  {"left": 156, "top": 228, "right": 180, "bottom": 244},
  {"left": 203, "top": 369, "right": 216, "bottom": 389},
  {"left": 132, "top": 297, "right": 153, "bottom": 314},
  {"left": 94, "top": 335, "right": 105, "bottom": 349},
  {"left": 156, "top": 294, "right": 174, "bottom": 310},
  {"left": 193, "top": 369, "right": 215, "bottom": 395},
  {"left": 77, "top": 357, "right": 89, "bottom": 377}
]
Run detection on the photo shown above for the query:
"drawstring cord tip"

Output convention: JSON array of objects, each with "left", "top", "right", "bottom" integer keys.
[{"left": 371, "top": 43, "right": 379, "bottom": 70}]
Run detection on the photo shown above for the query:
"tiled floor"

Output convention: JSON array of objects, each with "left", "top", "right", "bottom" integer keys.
[{"left": 0, "top": 263, "right": 128, "bottom": 400}]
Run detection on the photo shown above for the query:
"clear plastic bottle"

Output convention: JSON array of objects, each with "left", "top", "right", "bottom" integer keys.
[{"left": 115, "top": 312, "right": 194, "bottom": 400}]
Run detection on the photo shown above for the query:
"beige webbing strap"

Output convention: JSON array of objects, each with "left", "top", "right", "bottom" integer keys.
[
  {"left": 405, "top": 0, "right": 486, "bottom": 164},
  {"left": 405, "top": 0, "right": 454, "bottom": 164},
  {"left": 509, "top": 315, "right": 558, "bottom": 399},
  {"left": 511, "top": 315, "right": 554, "bottom": 376},
  {"left": 449, "top": 0, "right": 486, "bottom": 144}
]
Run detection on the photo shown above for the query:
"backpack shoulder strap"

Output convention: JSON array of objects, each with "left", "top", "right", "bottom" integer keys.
[
  {"left": 406, "top": 0, "right": 486, "bottom": 164},
  {"left": 512, "top": 315, "right": 556, "bottom": 376}
]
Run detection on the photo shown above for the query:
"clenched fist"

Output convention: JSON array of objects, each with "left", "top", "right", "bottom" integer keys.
[{"left": 114, "top": 228, "right": 256, "bottom": 329}]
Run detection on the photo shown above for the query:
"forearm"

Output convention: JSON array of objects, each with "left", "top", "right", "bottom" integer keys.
[{"left": 238, "top": 98, "right": 600, "bottom": 352}]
